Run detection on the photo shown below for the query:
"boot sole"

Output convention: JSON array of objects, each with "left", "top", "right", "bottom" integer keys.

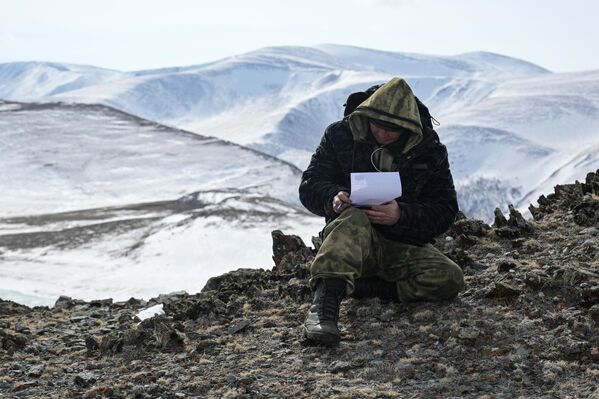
[{"left": 303, "top": 326, "right": 340, "bottom": 345}]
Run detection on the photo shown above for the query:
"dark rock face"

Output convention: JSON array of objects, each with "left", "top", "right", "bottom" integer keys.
[
  {"left": 0, "top": 329, "right": 28, "bottom": 354},
  {"left": 0, "top": 169, "right": 598, "bottom": 398},
  {"left": 271, "top": 229, "right": 313, "bottom": 268},
  {"left": 0, "top": 300, "right": 32, "bottom": 316},
  {"left": 530, "top": 170, "right": 599, "bottom": 226},
  {"left": 452, "top": 218, "right": 491, "bottom": 237},
  {"left": 493, "top": 204, "right": 534, "bottom": 238}
]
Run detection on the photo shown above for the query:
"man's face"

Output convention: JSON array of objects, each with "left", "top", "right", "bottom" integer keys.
[{"left": 369, "top": 122, "right": 403, "bottom": 145}]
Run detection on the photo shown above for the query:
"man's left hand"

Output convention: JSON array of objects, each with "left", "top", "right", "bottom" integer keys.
[{"left": 364, "top": 200, "right": 401, "bottom": 225}]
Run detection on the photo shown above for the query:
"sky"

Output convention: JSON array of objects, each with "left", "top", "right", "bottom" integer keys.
[{"left": 1, "top": 0, "right": 598, "bottom": 72}]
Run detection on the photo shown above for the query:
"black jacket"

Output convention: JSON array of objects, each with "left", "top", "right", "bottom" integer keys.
[{"left": 299, "top": 119, "right": 458, "bottom": 246}]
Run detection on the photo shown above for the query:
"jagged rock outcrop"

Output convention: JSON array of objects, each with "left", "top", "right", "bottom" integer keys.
[{"left": 0, "top": 170, "right": 598, "bottom": 398}]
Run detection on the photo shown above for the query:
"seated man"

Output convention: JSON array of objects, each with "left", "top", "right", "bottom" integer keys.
[{"left": 299, "top": 77, "right": 464, "bottom": 345}]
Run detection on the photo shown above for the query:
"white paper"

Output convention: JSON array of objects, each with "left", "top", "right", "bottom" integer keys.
[
  {"left": 135, "top": 304, "right": 164, "bottom": 321},
  {"left": 350, "top": 172, "right": 402, "bottom": 206}
]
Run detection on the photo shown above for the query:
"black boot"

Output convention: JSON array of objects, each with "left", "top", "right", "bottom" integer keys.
[
  {"left": 303, "top": 278, "right": 346, "bottom": 345},
  {"left": 350, "top": 277, "right": 399, "bottom": 301}
]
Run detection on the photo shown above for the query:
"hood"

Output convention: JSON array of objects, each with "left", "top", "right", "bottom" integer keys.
[{"left": 348, "top": 77, "right": 423, "bottom": 154}]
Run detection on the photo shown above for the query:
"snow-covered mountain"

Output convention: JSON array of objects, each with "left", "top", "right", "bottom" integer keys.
[
  {"left": 0, "top": 61, "right": 123, "bottom": 100},
  {"left": 440, "top": 70, "right": 599, "bottom": 215},
  {"left": 0, "top": 45, "right": 553, "bottom": 162},
  {"left": 0, "top": 101, "right": 321, "bottom": 305},
  {"left": 2, "top": 44, "right": 597, "bottom": 222},
  {"left": 0, "top": 100, "right": 303, "bottom": 215}
]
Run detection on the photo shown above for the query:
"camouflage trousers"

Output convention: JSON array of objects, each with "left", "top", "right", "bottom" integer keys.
[{"left": 310, "top": 207, "right": 464, "bottom": 302}]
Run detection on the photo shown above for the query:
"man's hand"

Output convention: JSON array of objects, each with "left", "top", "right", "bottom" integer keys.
[
  {"left": 332, "top": 191, "right": 351, "bottom": 214},
  {"left": 364, "top": 200, "right": 401, "bottom": 225}
]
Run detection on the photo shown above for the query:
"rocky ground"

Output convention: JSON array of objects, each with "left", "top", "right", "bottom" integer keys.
[{"left": 1, "top": 171, "right": 599, "bottom": 398}]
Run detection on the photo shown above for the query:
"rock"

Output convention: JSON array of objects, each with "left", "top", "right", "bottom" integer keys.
[
  {"left": 581, "top": 239, "right": 596, "bottom": 253},
  {"left": 524, "top": 270, "right": 549, "bottom": 289},
  {"left": 587, "top": 171, "right": 599, "bottom": 195},
  {"left": 53, "top": 295, "right": 75, "bottom": 310},
  {"left": 448, "top": 248, "right": 482, "bottom": 271},
  {"left": 452, "top": 218, "right": 491, "bottom": 237},
  {"left": 89, "top": 298, "right": 113, "bottom": 307},
  {"left": 272, "top": 230, "right": 312, "bottom": 267},
  {"left": 588, "top": 304, "right": 599, "bottom": 322},
  {"left": 519, "top": 239, "right": 543, "bottom": 254},
  {"left": 12, "top": 381, "right": 37, "bottom": 393},
  {"left": 278, "top": 278, "right": 311, "bottom": 301},
  {"left": 0, "top": 328, "right": 28, "bottom": 352},
  {"left": 493, "top": 208, "right": 509, "bottom": 228},
  {"left": 486, "top": 282, "right": 521, "bottom": 298},
  {"left": 507, "top": 204, "right": 533, "bottom": 230},
  {"left": 225, "top": 373, "right": 238, "bottom": 386},
  {"left": 529, "top": 203, "right": 541, "bottom": 220},
  {"left": 155, "top": 291, "right": 189, "bottom": 306},
  {"left": 493, "top": 205, "right": 535, "bottom": 238},
  {"left": 496, "top": 259, "right": 518, "bottom": 273},
  {"left": 573, "top": 196, "right": 599, "bottom": 227},
  {"left": 454, "top": 322, "right": 481, "bottom": 340},
  {"left": 126, "top": 297, "right": 145, "bottom": 307},
  {"left": 83, "top": 385, "right": 116, "bottom": 398},
  {"left": 0, "top": 300, "right": 31, "bottom": 316},
  {"left": 128, "top": 315, "right": 186, "bottom": 350},
  {"left": 579, "top": 226, "right": 599, "bottom": 236},
  {"left": 329, "top": 360, "right": 353, "bottom": 373},
  {"left": 74, "top": 372, "right": 97, "bottom": 388},
  {"left": 164, "top": 293, "right": 228, "bottom": 321},
  {"left": 467, "top": 261, "right": 488, "bottom": 272},
  {"left": 412, "top": 310, "right": 434, "bottom": 322},
  {"left": 398, "top": 363, "right": 416, "bottom": 379},
  {"left": 85, "top": 335, "right": 100, "bottom": 353},
  {"left": 456, "top": 234, "right": 480, "bottom": 248},
  {"left": 202, "top": 268, "right": 267, "bottom": 294},
  {"left": 581, "top": 286, "right": 599, "bottom": 307},
  {"left": 15, "top": 323, "right": 31, "bottom": 335},
  {"left": 228, "top": 319, "right": 251, "bottom": 334},
  {"left": 28, "top": 364, "right": 44, "bottom": 378},
  {"left": 557, "top": 337, "right": 590, "bottom": 360},
  {"left": 194, "top": 338, "right": 222, "bottom": 355},
  {"left": 98, "top": 332, "right": 124, "bottom": 355}
]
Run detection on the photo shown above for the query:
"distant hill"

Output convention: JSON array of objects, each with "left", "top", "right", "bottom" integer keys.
[{"left": 0, "top": 100, "right": 321, "bottom": 305}]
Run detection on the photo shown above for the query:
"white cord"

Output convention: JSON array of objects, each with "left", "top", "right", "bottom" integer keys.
[{"left": 370, "top": 146, "right": 386, "bottom": 172}]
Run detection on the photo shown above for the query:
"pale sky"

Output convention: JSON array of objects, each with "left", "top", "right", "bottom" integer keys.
[{"left": 1, "top": 0, "right": 598, "bottom": 72}]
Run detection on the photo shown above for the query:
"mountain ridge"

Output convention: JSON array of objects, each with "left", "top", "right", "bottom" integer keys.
[{"left": 2, "top": 45, "right": 599, "bottom": 222}]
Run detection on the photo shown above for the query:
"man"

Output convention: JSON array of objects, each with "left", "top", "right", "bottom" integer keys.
[{"left": 299, "top": 77, "right": 464, "bottom": 345}]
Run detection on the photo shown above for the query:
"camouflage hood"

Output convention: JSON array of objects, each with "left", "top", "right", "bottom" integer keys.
[{"left": 348, "top": 77, "right": 423, "bottom": 154}]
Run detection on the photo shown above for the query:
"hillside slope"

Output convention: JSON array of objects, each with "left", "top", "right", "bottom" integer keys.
[{"left": 0, "top": 101, "right": 321, "bottom": 306}]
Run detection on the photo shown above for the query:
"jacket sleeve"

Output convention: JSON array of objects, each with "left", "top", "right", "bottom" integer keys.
[
  {"left": 385, "top": 147, "right": 458, "bottom": 245},
  {"left": 299, "top": 126, "right": 349, "bottom": 218}
]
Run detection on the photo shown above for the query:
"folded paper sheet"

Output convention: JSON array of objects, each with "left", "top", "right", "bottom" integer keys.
[{"left": 350, "top": 172, "right": 402, "bottom": 206}]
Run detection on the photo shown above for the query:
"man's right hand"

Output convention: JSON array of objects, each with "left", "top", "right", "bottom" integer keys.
[{"left": 332, "top": 191, "right": 351, "bottom": 214}]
